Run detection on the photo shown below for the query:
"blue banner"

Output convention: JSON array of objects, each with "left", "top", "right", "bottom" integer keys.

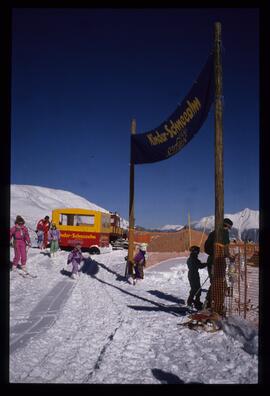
[{"left": 131, "top": 53, "right": 214, "bottom": 164}]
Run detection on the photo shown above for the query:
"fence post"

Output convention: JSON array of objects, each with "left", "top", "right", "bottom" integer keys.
[
  {"left": 237, "top": 246, "right": 241, "bottom": 315},
  {"left": 244, "top": 241, "right": 247, "bottom": 319}
]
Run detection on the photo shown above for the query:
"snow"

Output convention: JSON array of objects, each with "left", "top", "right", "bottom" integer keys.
[
  {"left": 159, "top": 224, "right": 184, "bottom": 231},
  {"left": 191, "top": 208, "right": 259, "bottom": 239},
  {"left": 161, "top": 208, "right": 259, "bottom": 241},
  {"left": 9, "top": 185, "right": 258, "bottom": 384}
]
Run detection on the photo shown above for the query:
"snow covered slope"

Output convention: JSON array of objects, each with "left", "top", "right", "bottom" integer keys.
[
  {"left": 10, "top": 185, "right": 258, "bottom": 241},
  {"left": 9, "top": 249, "right": 258, "bottom": 384},
  {"left": 10, "top": 184, "right": 109, "bottom": 234},
  {"left": 160, "top": 208, "right": 259, "bottom": 241},
  {"left": 159, "top": 224, "right": 184, "bottom": 232},
  {"left": 191, "top": 208, "right": 259, "bottom": 241}
]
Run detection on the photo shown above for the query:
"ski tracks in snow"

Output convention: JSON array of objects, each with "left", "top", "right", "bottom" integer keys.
[{"left": 9, "top": 249, "right": 258, "bottom": 384}]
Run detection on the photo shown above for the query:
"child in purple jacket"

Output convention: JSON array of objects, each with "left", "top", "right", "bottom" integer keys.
[
  {"left": 10, "top": 215, "right": 31, "bottom": 271},
  {"left": 133, "top": 243, "right": 147, "bottom": 284},
  {"left": 67, "top": 242, "right": 85, "bottom": 279}
]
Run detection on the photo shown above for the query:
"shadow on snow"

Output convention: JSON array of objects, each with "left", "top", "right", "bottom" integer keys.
[
  {"left": 95, "top": 260, "right": 127, "bottom": 282},
  {"left": 151, "top": 368, "right": 201, "bottom": 384},
  {"left": 127, "top": 305, "right": 189, "bottom": 315},
  {"left": 60, "top": 258, "right": 100, "bottom": 277},
  {"left": 151, "top": 368, "right": 184, "bottom": 384},
  {"left": 92, "top": 275, "right": 188, "bottom": 317},
  {"left": 147, "top": 290, "right": 185, "bottom": 305},
  {"left": 81, "top": 258, "right": 99, "bottom": 276}
]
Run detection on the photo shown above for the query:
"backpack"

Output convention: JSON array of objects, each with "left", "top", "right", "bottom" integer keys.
[{"left": 204, "top": 231, "right": 215, "bottom": 255}]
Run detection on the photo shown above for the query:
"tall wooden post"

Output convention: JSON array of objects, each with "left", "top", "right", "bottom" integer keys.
[
  {"left": 126, "top": 118, "right": 136, "bottom": 277},
  {"left": 188, "top": 211, "right": 191, "bottom": 248},
  {"left": 199, "top": 217, "right": 208, "bottom": 249},
  {"left": 244, "top": 241, "right": 247, "bottom": 319},
  {"left": 212, "top": 22, "right": 225, "bottom": 315},
  {"left": 214, "top": 21, "right": 224, "bottom": 242}
]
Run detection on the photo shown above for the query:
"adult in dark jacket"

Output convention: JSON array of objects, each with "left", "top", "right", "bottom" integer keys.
[
  {"left": 186, "top": 245, "right": 207, "bottom": 310},
  {"left": 204, "top": 218, "right": 235, "bottom": 307},
  {"left": 205, "top": 218, "right": 234, "bottom": 281}
]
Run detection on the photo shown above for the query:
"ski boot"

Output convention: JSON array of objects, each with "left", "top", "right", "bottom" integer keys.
[{"left": 194, "top": 300, "right": 203, "bottom": 311}]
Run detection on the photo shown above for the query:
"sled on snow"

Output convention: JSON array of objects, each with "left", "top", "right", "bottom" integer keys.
[{"left": 178, "top": 309, "right": 222, "bottom": 332}]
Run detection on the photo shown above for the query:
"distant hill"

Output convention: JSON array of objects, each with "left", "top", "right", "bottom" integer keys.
[
  {"left": 11, "top": 184, "right": 110, "bottom": 241},
  {"left": 11, "top": 185, "right": 259, "bottom": 242},
  {"left": 11, "top": 185, "right": 129, "bottom": 235},
  {"left": 135, "top": 224, "right": 184, "bottom": 232},
  {"left": 155, "top": 208, "right": 259, "bottom": 242},
  {"left": 190, "top": 208, "right": 259, "bottom": 242}
]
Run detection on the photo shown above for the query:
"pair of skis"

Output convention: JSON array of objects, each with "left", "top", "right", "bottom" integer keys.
[{"left": 14, "top": 268, "right": 37, "bottom": 278}]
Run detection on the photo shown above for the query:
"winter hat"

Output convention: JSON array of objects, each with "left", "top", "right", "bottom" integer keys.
[
  {"left": 224, "top": 218, "right": 233, "bottom": 228},
  {"left": 15, "top": 215, "right": 25, "bottom": 225},
  {"left": 140, "top": 243, "right": 148, "bottom": 252},
  {"left": 189, "top": 245, "right": 200, "bottom": 254}
]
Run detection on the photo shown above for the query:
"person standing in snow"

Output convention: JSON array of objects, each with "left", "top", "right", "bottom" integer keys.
[
  {"left": 35, "top": 222, "right": 44, "bottom": 249},
  {"left": 186, "top": 245, "right": 207, "bottom": 310},
  {"left": 133, "top": 243, "right": 147, "bottom": 285},
  {"left": 48, "top": 223, "right": 60, "bottom": 257},
  {"left": 204, "top": 218, "right": 235, "bottom": 308},
  {"left": 10, "top": 215, "right": 31, "bottom": 272},
  {"left": 67, "top": 242, "right": 85, "bottom": 279},
  {"left": 36, "top": 215, "right": 50, "bottom": 249}
]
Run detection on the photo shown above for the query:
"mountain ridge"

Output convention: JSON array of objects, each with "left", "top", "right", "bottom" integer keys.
[{"left": 11, "top": 185, "right": 259, "bottom": 241}]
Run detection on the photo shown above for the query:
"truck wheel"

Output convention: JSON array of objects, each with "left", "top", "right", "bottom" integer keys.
[{"left": 89, "top": 247, "right": 100, "bottom": 255}]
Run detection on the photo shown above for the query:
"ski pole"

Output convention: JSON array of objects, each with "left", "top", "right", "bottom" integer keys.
[{"left": 193, "top": 275, "right": 210, "bottom": 298}]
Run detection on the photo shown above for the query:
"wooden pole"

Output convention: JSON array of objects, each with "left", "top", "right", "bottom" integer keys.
[
  {"left": 199, "top": 217, "right": 208, "bottom": 249},
  {"left": 126, "top": 118, "right": 136, "bottom": 277},
  {"left": 244, "top": 241, "right": 247, "bottom": 319},
  {"left": 212, "top": 22, "right": 225, "bottom": 315},
  {"left": 237, "top": 246, "right": 241, "bottom": 315},
  {"left": 214, "top": 21, "right": 224, "bottom": 244},
  {"left": 188, "top": 211, "right": 191, "bottom": 248}
]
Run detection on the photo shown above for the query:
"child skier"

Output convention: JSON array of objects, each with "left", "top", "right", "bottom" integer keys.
[
  {"left": 133, "top": 243, "right": 147, "bottom": 285},
  {"left": 48, "top": 223, "right": 60, "bottom": 257},
  {"left": 186, "top": 245, "right": 207, "bottom": 310},
  {"left": 67, "top": 241, "right": 85, "bottom": 279},
  {"left": 36, "top": 215, "right": 50, "bottom": 249},
  {"left": 10, "top": 215, "right": 31, "bottom": 272}
]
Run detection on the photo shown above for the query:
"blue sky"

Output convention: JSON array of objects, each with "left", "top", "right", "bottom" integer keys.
[{"left": 11, "top": 8, "right": 259, "bottom": 228}]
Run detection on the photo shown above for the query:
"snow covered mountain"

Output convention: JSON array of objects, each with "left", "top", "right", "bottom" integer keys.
[
  {"left": 11, "top": 185, "right": 259, "bottom": 242},
  {"left": 10, "top": 184, "right": 109, "bottom": 234},
  {"left": 158, "top": 224, "right": 184, "bottom": 232},
  {"left": 11, "top": 184, "right": 129, "bottom": 237},
  {"left": 157, "top": 208, "right": 259, "bottom": 241},
  {"left": 190, "top": 208, "right": 259, "bottom": 241}
]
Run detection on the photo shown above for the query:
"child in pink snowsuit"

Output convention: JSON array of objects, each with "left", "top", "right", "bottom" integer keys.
[{"left": 10, "top": 215, "right": 31, "bottom": 271}]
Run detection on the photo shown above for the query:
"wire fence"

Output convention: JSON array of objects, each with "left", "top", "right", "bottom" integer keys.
[
  {"left": 134, "top": 230, "right": 259, "bottom": 325},
  {"left": 225, "top": 242, "right": 259, "bottom": 325}
]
